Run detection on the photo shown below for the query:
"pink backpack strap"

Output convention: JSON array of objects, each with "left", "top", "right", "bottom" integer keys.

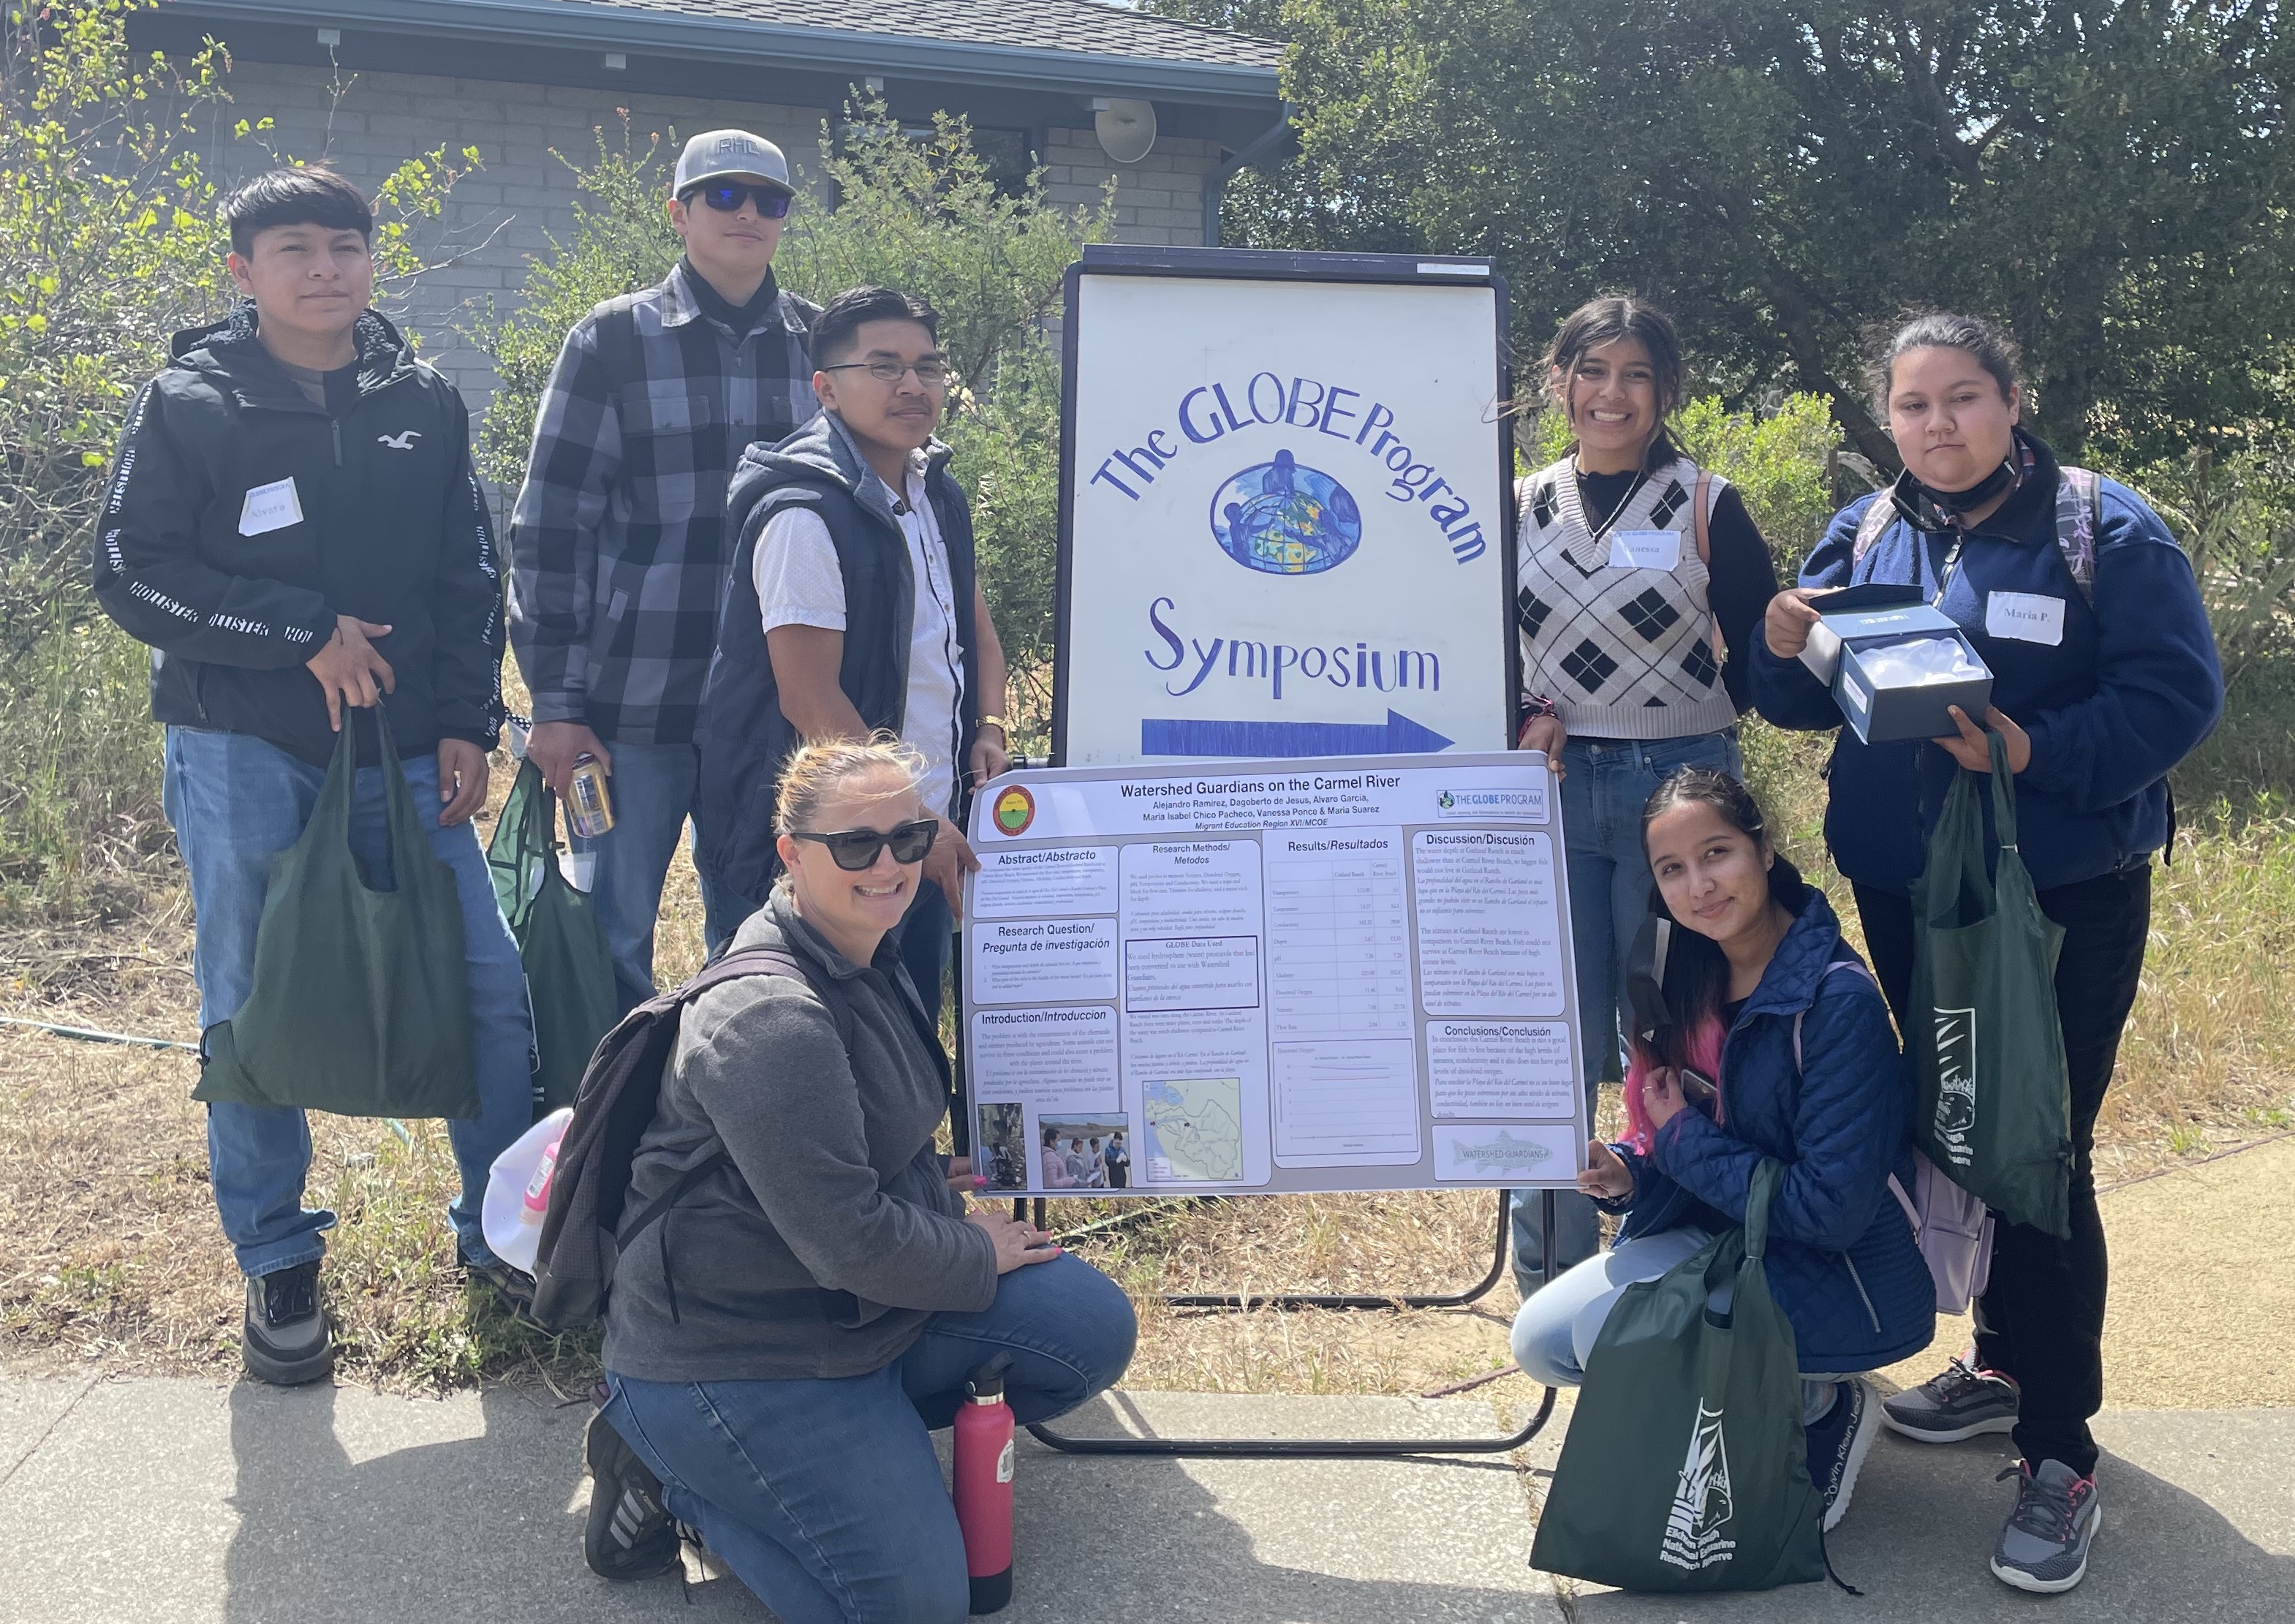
[{"left": 1849, "top": 493, "right": 1896, "bottom": 573}]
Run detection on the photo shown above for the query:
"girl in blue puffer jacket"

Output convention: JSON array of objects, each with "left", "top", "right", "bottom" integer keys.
[{"left": 1512, "top": 768, "right": 1934, "bottom": 1534}]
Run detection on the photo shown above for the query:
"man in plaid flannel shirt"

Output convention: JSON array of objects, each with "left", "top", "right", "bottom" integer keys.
[{"left": 508, "top": 129, "right": 819, "bottom": 1008}]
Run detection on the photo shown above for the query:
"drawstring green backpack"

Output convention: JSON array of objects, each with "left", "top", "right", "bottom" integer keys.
[
  {"left": 1530, "top": 1160, "right": 1829, "bottom": 1593},
  {"left": 196, "top": 709, "right": 478, "bottom": 1119},
  {"left": 485, "top": 759, "right": 618, "bottom": 1116}
]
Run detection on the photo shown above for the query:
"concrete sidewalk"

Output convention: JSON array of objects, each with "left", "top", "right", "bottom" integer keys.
[{"left": 1, "top": 1370, "right": 2288, "bottom": 1623}]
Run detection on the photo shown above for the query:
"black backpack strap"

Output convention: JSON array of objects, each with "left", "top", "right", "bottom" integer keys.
[
  {"left": 619, "top": 1152, "right": 733, "bottom": 1261},
  {"left": 614, "top": 943, "right": 858, "bottom": 1251}
]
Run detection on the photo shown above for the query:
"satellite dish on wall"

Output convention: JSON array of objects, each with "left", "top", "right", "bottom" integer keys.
[{"left": 1093, "top": 99, "right": 1158, "bottom": 165}]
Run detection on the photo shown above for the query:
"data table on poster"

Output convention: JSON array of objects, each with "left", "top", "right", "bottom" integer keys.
[{"left": 961, "top": 753, "right": 1588, "bottom": 1197}]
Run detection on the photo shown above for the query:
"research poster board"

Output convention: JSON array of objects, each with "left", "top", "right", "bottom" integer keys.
[
  {"left": 961, "top": 753, "right": 1587, "bottom": 1196},
  {"left": 1052, "top": 247, "right": 1517, "bottom": 767}
]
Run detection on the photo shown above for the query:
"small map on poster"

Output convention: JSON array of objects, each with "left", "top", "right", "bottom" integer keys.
[
  {"left": 1142, "top": 1076, "right": 1245, "bottom": 1182},
  {"left": 962, "top": 753, "right": 1587, "bottom": 1196}
]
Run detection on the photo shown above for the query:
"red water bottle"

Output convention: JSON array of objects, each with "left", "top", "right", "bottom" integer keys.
[{"left": 953, "top": 1355, "right": 1015, "bottom": 1614}]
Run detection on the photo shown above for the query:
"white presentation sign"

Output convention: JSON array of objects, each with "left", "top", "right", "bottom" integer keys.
[
  {"left": 962, "top": 753, "right": 1587, "bottom": 1196},
  {"left": 1054, "top": 249, "right": 1516, "bottom": 766}
]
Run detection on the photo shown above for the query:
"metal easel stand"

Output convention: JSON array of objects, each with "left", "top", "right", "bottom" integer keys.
[{"left": 1024, "top": 1190, "right": 1562, "bottom": 1459}]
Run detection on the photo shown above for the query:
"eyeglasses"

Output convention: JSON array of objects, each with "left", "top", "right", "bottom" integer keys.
[
  {"left": 790, "top": 817, "right": 938, "bottom": 870},
  {"left": 685, "top": 181, "right": 794, "bottom": 219},
  {"left": 820, "top": 358, "right": 953, "bottom": 388}
]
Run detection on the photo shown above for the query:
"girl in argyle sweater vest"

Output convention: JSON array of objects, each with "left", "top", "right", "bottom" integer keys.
[{"left": 1508, "top": 296, "right": 1780, "bottom": 1299}]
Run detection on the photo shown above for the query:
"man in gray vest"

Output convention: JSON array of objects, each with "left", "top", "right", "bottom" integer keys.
[{"left": 509, "top": 129, "right": 819, "bottom": 1008}]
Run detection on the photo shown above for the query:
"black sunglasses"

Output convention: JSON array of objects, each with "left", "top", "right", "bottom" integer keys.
[
  {"left": 685, "top": 181, "right": 793, "bottom": 219},
  {"left": 791, "top": 817, "right": 937, "bottom": 871}
]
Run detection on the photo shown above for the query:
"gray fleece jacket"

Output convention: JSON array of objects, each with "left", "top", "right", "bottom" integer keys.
[{"left": 600, "top": 893, "right": 998, "bottom": 1382}]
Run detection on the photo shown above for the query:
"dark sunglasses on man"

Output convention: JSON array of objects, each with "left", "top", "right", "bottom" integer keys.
[
  {"left": 790, "top": 817, "right": 938, "bottom": 870},
  {"left": 684, "top": 180, "right": 793, "bottom": 219}
]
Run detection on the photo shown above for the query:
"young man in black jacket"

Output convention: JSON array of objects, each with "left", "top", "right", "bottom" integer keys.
[
  {"left": 94, "top": 167, "right": 534, "bottom": 1384},
  {"left": 695, "top": 287, "right": 1012, "bottom": 1016}
]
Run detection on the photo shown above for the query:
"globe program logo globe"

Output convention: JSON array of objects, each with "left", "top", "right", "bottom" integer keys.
[{"left": 1209, "top": 449, "right": 1362, "bottom": 575}]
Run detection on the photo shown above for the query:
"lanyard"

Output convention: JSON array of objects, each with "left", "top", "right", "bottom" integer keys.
[
  {"left": 1574, "top": 467, "right": 1651, "bottom": 542},
  {"left": 1932, "top": 534, "right": 1965, "bottom": 608}
]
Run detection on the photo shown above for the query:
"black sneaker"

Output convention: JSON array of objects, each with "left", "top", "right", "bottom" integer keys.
[
  {"left": 241, "top": 1260, "right": 334, "bottom": 1386},
  {"left": 457, "top": 1242, "right": 537, "bottom": 1321},
  {"left": 585, "top": 1410, "right": 680, "bottom": 1582},
  {"left": 1882, "top": 1355, "right": 2019, "bottom": 1443},
  {"left": 1804, "top": 1378, "right": 1881, "bottom": 1533},
  {"left": 1991, "top": 1459, "right": 2102, "bottom": 1593}
]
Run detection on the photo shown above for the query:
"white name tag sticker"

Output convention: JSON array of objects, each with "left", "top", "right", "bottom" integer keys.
[
  {"left": 238, "top": 477, "right": 303, "bottom": 537},
  {"left": 1985, "top": 591, "right": 2065, "bottom": 646},
  {"left": 1607, "top": 529, "right": 1682, "bottom": 571}
]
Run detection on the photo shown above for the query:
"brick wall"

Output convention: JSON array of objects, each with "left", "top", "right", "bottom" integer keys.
[
  {"left": 1038, "top": 125, "right": 1219, "bottom": 247},
  {"left": 206, "top": 61, "right": 1220, "bottom": 418}
]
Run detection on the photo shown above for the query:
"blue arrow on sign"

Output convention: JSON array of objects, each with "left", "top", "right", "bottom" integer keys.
[{"left": 1139, "top": 709, "right": 1456, "bottom": 758}]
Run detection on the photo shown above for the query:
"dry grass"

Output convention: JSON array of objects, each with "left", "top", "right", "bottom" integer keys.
[
  {"left": 1059, "top": 1191, "right": 1526, "bottom": 1397},
  {"left": 0, "top": 739, "right": 597, "bottom": 1393},
  {"left": 2, "top": 674, "right": 2289, "bottom": 1398}
]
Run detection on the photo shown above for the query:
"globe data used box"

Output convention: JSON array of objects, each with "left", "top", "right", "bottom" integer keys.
[{"left": 1799, "top": 588, "right": 1994, "bottom": 745}]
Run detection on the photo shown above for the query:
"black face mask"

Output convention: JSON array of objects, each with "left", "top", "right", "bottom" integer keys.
[{"left": 1889, "top": 453, "right": 2019, "bottom": 534}]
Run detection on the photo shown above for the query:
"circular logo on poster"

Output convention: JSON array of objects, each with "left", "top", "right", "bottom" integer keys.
[
  {"left": 991, "top": 785, "right": 1036, "bottom": 836},
  {"left": 1209, "top": 449, "right": 1361, "bottom": 576}
]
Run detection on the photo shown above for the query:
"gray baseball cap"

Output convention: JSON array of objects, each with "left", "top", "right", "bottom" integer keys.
[{"left": 673, "top": 129, "right": 793, "bottom": 196}]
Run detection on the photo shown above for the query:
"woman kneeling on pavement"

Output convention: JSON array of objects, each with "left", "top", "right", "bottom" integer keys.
[
  {"left": 1511, "top": 768, "right": 1934, "bottom": 1534},
  {"left": 1753, "top": 311, "right": 2220, "bottom": 1594},
  {"left": 586, "top": 737, "right": 1138, "bottom": 1623}
]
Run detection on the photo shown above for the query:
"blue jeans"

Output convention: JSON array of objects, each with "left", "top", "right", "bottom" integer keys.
[
  {"left": 1511, "top": 728, "right": 1742, "bottom": 1295},
  {"left": 162, "top": 726, "right": 534, "bottom": 1277},
  {"left": 572, "top": 740, "right": 749, "bottom": 1009},
  {"left": 1510, "top": 1224, "right": 1843, "bottom": 1424},
  {"left": 604, "top": 1253, "right": 1136, "bottom": 1624}
]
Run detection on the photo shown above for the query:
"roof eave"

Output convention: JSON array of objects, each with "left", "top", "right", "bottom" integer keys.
[{"left": 171, "top": 0, "right": 1285, "bottom": 107}]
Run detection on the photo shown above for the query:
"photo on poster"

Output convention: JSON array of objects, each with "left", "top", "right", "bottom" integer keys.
[
  {"left": 975, "top": 1103, "right": 1032, "bottom": 1193},
  {"left": 1038, "top": 1116, "right": 1133, "bottom": 1192}
]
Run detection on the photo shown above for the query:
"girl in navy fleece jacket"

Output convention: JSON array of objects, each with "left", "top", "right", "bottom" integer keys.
[
  {"left": 1511, "top": 768, "right": 1930, "bottom": 1539},
  {"left": 1750, "top": 311, "right": 2221, "bottom": 1596}
]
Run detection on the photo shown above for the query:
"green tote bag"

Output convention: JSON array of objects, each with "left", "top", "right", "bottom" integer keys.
[
  {"left": 1909, "top": 729, "right": 2073, "bottom": 1238},
  {"left": 194, "top": 709, "right": 479, "bottom": 1119},
  {"left": 485, "top": 760, "right": 618, "bottom": 1116},
  {"left": 1530, "top": 1160, "right": 1828, "bottom": 1593}
]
